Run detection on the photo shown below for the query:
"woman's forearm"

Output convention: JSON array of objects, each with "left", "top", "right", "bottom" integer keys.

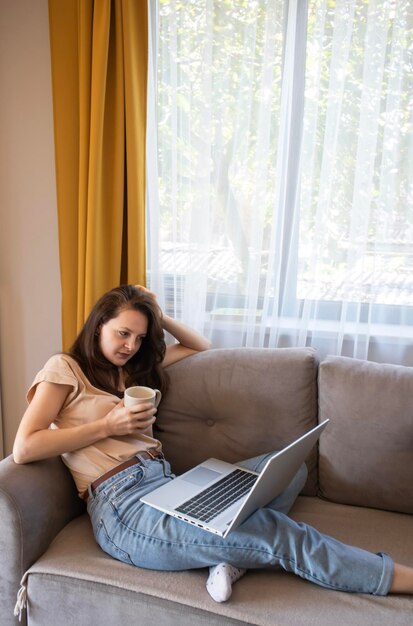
[
  {"left": 13, "top": 418, "right": 109, "bottom": 464},
  {"left": 162, "top": 314, "right": 211, "bottom": 351}
]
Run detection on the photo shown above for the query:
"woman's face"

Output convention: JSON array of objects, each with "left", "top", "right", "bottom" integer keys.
[{"left": 99, "top": 308, "right": 148, "bottom": 367}]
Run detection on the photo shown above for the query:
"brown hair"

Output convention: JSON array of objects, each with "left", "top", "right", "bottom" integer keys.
[{"left": 69, "top": 285, "right": 169, "bottom": 397}]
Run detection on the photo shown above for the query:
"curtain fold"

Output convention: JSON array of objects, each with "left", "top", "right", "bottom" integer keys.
[
  {"left": 122, "top": 0, "right": 148, "bottom": 281},
  {"left": 48, "top": 0, "right": 148, "bottom": 350}
]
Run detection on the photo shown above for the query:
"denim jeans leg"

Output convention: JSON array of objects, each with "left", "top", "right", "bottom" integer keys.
[
  {"left": 237, "top": 451, "right": 308, "bottom": 514},
  {"left": 88, "top": 459, "right": 394, "bottom": 596}
]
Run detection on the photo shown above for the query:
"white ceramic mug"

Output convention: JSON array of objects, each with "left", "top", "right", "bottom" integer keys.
[{"left": 124, "top": 386, "right": 162, "bottom": 408}]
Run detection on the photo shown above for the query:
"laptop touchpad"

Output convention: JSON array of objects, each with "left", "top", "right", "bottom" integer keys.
[{"left": 182, "top": 466, "right": 222, "bottom": 486}]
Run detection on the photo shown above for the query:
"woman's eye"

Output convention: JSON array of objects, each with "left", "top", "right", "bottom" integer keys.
[{"left": 119, "top": 331, "right": 129, "bottom": 337}]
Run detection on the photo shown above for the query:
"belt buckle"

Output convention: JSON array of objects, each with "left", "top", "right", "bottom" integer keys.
[{"left": 146, "top": 449, "right": 157, "bottom": 460}]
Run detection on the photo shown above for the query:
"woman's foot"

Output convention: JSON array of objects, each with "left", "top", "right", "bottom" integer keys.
[{"left": 206, "top": 563, "right": 247, "bottom": 602}]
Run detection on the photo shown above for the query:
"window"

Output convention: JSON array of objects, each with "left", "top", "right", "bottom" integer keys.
[
  {"left": 299, "top": 0, "right": 413, "bottom": 309},
  {"left": 146, "top": 0, "right": 413, "bottom": 364}
]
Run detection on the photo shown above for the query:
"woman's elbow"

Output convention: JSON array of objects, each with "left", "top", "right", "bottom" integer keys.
[
  {"left": 200, "top": 338, "right": 212, "bottom": 351},
  {"left": 13, "top": 439, "right": 32, "bottom": 464},
  {"left": 13, "top": 450, "right": 26, "bottom": 464}
]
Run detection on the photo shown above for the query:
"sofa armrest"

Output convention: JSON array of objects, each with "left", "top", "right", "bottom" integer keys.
[{"left": 0, "top": 454, "right": 85, "bottom": 626}]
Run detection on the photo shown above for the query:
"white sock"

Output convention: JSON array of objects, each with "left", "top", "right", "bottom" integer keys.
[{"left": 206, "top": 563, "right": 247, "bottom": 602}]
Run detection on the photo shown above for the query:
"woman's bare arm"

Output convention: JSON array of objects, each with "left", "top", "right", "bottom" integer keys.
[
  {"left": 13, "top": 381, "right": 156, "bottom": 464},
  {"left": 162, "top": 313, "right": 211, "bottom": 367}
]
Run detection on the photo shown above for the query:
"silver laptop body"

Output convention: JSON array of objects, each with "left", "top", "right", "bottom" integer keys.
[{"left": 141, "top": 419, "right": 329, "bottom": 537}]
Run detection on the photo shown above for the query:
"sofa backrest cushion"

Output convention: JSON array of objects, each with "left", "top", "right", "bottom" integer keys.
[
  {"left": 155, "top": 347, "right": 319, "bottom": 495},
  {"left": 318, "top": 355, "right": 413, "bottom": 514}
]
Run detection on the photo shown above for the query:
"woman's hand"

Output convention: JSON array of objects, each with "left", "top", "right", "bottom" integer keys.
[
  {"left": 13, "top": 381, "right": 157, "bottom": 465},
  {"left": 135, "top": 284, "right": 158, "bottom": 301},
  {"left": 104, "top": 400, "right": 157, "bottom": 437},
  {"left": 134, "top": 284, "right": 212, "bottom": 367},
  {"left": 135, "top": 284, "right": 163, "bottom": 318}
]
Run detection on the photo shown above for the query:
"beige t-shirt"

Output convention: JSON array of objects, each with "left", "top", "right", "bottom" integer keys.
[{"left": 27, "top": 354, "right": 162, "bottom": 497}]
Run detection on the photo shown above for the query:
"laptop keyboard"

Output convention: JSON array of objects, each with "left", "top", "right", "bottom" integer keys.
[{"left": 176, "top": 468, "right": 258, "bottom": 523}]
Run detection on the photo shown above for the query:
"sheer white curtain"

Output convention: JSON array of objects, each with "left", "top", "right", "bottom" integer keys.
[
  {"left": 147, "top": 0, "right": 413, "bottom": 365},
  {"left": 295, "top": 0, "right": 413, "bottom": 363}
]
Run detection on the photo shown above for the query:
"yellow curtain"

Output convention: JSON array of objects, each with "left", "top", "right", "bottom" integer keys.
[{"left": 48, "top": 0, "right": 148, "bottom": 350}]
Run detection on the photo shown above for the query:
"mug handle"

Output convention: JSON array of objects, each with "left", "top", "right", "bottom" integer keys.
[{"left": 154, "top": 389, "right": 162, "bottom": 407}]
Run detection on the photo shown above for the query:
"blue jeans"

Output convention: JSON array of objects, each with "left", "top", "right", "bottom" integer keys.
[{"left": 86, "top": 452, "right": 394, "bottom": 595}]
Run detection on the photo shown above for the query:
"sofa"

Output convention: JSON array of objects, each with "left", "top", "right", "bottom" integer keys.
[{"left": 1, "top": 347, "right": 412, "bottom": 626}]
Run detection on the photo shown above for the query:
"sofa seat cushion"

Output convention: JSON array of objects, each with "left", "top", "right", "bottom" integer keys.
[
  {"left": 157, "top": 348, "right": 319, "bottom": 495},
  {"left": 318, "top": 355, "right": 413, "bottom": 514},
  {"left": 23, "top": 500, "right": 413, "bottom": 626}
]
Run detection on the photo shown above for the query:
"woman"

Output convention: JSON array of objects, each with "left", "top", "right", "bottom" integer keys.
[{"left": 13, "top": 285, "right": 413, "bottom": 603}]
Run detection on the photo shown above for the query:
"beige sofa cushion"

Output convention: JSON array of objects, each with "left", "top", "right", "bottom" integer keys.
[
  {"left": 156, "top": 347, "right": 319, "bottom": 495},
  {"left": 24, "top": 500, "right": 413, "bottom": 626},
  {"left": 318, "top": 355, "right": 413, "bottom": 514}
]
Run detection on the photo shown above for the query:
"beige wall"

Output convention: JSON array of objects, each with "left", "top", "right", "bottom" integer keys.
[{"left": 0, "top": 0, "right": 61, "bottom": 456}]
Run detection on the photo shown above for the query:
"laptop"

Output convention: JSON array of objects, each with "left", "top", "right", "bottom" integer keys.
[{"left": 141, "top": 419, "right": 329, "bottom": 537}]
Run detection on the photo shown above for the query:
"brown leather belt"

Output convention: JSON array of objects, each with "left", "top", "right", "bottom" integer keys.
[{"left": 87, "top": 449, "right": 163, "bottom": 497}]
